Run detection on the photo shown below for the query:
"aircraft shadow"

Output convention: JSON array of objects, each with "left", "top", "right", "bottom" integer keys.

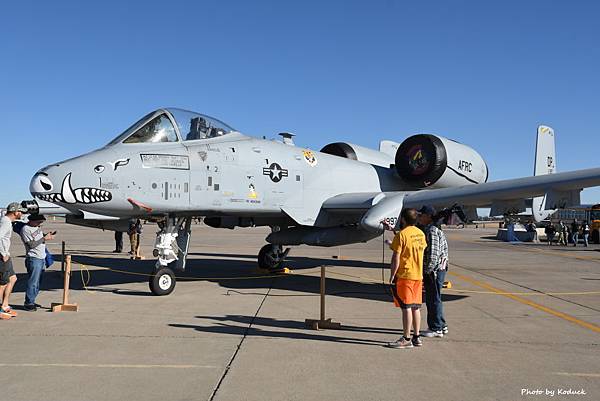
[
  {"left": 188, "top": 251, "right": 386, "bottom": 270},
  {"left": 10, "top": 253, "right": 468, "bottom": 305}
]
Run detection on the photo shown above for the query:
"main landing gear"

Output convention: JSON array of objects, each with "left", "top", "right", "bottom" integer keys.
[
  {"left": 149, "top": 216, "right": 192, "bottom": 296},
  {"left": 258, "top": 244, "right": 290, "bottom": 271}
]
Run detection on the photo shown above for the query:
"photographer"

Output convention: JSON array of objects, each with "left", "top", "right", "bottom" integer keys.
[
  {"left": 418, "top": 205, "right": 449, "bottom": 338},
  {"left": 19, "top": 214, "right": 54, "bottom": 311}
]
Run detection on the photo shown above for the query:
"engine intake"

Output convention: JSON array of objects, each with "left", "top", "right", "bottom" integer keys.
[{"left": 395, "top": 134, "right": 488, "bottom": 188}]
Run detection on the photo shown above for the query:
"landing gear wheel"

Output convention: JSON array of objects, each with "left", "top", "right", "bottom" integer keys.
[
  {"left": 149, "top": 267, "right": 176, "bottom": 296},
  {"left": 258, "top": 244, "right": 287, "bottom": 271}
]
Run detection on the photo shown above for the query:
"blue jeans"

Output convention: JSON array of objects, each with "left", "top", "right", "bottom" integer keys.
[
  {"left": 25, "top": 257, "right": 45, "bottom": 305},
  {"left": 583, "top": 233, "right": 589, "bottom": 246},
  {"left": 424, "top": 269, "right": 446, "bottom": 331},
  {"left": 572, "top": 233, "right": 579, "bottom": 245}
]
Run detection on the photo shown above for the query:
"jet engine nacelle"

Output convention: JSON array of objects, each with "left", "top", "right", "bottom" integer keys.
[
  {"left": 395, "top": 134, "right": 488, "bottom": 188},
  {"left": 320, "top": 142, "right": 394, "bottom": 167}
]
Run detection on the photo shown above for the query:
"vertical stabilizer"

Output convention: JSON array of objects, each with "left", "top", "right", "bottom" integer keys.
[
  {"left": 534, "top": 125, "right": 556, "bottom": 175},
  {"left": 532, "top": 125, "right": 556, "bottom": 221}
]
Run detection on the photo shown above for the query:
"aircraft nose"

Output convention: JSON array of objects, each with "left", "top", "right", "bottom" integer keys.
[
  {"left": 30, "top": 167, "right": 113, "bottom": 205},
  {"left": 30, "top": 172, "right": 55, "bottom": 194}
]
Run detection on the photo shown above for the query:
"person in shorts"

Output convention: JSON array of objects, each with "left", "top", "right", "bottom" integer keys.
[
  {"left": 386, "top": 208, "right": 427, "bottom": 349},
  {"left": 1, "top": 202, "right": 28, "bottom": 320}
]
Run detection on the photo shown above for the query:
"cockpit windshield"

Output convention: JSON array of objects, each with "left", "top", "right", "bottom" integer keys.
[
  {"left": 106, "top": 109, "right": 235, "bottom": 146},
  {"left": 122, "top": 113, "right": 178, "bottom": 144},
  {"left": 166, "top": 108, "right": 235, "bottom": 141}
]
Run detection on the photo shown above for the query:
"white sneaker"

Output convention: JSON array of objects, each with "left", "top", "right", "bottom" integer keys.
[
  {"left": 442, "top": 326, "right": 448, "bottom": 335},
  {"left": 386, "top": 337, "right": 414, "bottom": 349},
  {"left": 421, "top": 329, "right": 444, "bottom": 338}
]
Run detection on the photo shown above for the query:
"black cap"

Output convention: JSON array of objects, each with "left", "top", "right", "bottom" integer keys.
[
  {"left": 418, "top": 205, "right": 436, "bottom": 216},
  {"left": 28, "top": 214, "right": 46, "bottom": 222}
]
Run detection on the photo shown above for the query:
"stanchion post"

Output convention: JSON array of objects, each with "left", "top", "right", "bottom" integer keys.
[
  {"left": 305, "top": 265, "right": 341, "bottom": 330},
  {"left": 61, "top": 241, "right": 65, "bottom": 273},
  {"left": 320, "top": 265, "right": 325, "bottom": 321},
  {"left": 52, "top": 254, "right": 79, "bottom": 312}
]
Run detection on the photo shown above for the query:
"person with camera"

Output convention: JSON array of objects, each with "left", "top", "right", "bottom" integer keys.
[
  {"left": 19, "top": 214, "right": 55, "bottom": 311},
  {"left": 418, "top": 205, "right": 449, "bottom": 338},
  {"left": 0, "top": 202, "right": 28, "bottom": 319}
]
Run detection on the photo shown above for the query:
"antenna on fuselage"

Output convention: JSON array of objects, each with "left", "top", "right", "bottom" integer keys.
[{"left": 278, "top": 132, "right": 295, "bottom": 146}]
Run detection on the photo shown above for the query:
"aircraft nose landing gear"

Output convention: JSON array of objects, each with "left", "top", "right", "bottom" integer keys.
[
  {"left": 258, "top": 244, "right": 290, "bottom": 271},
  {"left": 149, "top": 216, "right": 192, "bottom": 296},
  {"left": 149, "top": 267, "right": 176, "bottom": 296}
]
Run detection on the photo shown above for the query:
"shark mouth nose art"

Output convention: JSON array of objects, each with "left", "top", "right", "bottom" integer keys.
[{"left": 34, "top": 173, "right": 112, "bottom": 204}]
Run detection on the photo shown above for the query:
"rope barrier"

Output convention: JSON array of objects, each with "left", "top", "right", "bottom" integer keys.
[{"left": 66, "top": 261, "right": 600, "bottom": 297}]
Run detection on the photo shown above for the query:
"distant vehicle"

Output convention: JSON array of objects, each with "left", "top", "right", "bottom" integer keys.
[
  {"left": 21, "top": 109, "right": 600, "bottom": 295},
  {"left": 591, "top": 204, "right": 600, "bottom": 244},
  {"left": 554, "top": 204, "right": 600, "bottom": 243}
]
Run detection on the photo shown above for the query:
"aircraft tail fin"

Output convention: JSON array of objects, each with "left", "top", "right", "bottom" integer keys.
[
  {"left": 532, "top": 125, "right": 557, "bottom": 221},
  {"left": 534, "top": 125, "right": 556, "bottom": 176}
]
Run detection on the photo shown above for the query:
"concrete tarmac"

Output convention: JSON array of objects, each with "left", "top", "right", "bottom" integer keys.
[{"left": 0, "top": 220, "right": 598, "bottom": 401}]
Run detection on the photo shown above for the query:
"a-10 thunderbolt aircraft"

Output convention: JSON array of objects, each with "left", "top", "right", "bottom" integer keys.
[{"left": 25, "top": 108, "right": 600, "bottom": 295}]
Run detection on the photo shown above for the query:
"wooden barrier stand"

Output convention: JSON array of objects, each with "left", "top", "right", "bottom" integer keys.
[
  {"left": 305, "top": 265, "right": 341, "bottom": 330},
  {"left": 51, "top": 255, "right": 79, "bottom": 312}
]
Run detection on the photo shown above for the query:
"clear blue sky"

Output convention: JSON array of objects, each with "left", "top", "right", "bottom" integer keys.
[{"left": 1, "top": 0, "right": 599, "bottom": 209}]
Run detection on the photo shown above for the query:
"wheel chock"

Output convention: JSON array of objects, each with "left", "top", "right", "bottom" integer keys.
[
  {"left": 254, "top": 267, "right": 293, "bottom": 275},
  {"left": 443, "top": 281, "right": 452, "bottom": 289}
]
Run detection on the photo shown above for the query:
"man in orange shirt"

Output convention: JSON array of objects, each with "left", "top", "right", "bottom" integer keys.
[{"left": 386, "top": 208, "right": 427, "bottom": 349}]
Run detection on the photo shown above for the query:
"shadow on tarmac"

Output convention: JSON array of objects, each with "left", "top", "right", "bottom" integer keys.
[
  {"left": 169, "top": 315, "right": 399, "bottom": 346},
  {"left": 10, "top": 253, "right": 469, "bottom": 305}
]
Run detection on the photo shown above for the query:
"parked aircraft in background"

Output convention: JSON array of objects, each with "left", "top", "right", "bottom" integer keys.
[{"left": 24, "top": 108, "right": 600, "bottom": 294}]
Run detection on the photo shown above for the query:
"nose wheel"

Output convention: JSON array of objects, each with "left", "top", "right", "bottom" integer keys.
[
  {"left": 258, "top": 244, "right": 289, "bottom": 271},
  {"left": 149, "top": 267, "right": 176, "bottom": 296}
]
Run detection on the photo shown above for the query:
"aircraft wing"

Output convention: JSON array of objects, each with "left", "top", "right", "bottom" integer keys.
[
  {"left": 322, "top": 167, "right": 600, "bottom": 231},
  {"left": 401, "top": 167, "right": 600, "bottom": 209}
]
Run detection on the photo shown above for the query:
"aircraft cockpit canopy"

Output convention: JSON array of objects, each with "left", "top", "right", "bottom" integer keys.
[
  {"left": 107, "top": 108, "right": 235, "bottom": 145},
  {"left": 167, "top": 108, "right": 235, "bottom": 141}
]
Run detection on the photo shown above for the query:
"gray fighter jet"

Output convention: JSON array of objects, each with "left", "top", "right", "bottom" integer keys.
[{"left": 25, "top": 108, "right": 600, "bottom": 295}]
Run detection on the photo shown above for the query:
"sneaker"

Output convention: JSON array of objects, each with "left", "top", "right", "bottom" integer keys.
[
  {"left": 24, "top": 304, "right": 37, "bottom": 311},
  {"left": 386, "top": 337, "right": 413, "bottom": 349},
  {"left": 412, "top": 336, "right": 423, "bottom": 347},
  {"left": 421, "top": 329, "right": 443, "bottom": 338},
  {"left": 1, "top": 307, "right": 18, "bottom": 317},
  {"left": 442, "top": 326, "right": 449, "bottom": 335}
]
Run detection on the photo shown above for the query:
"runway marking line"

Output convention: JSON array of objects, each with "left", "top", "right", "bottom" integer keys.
[
  {"left": 0, "top": 363, "right": 216, "bottom": 369},
  {"left": 553, "top": 372, "right": 600, "bottom": 378},
  {"left": 448, "top": 270, "right": 600, "bottom": 334}
]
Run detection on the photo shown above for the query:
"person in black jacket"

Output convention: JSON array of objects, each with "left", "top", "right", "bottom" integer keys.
[
  {"left": 571, "top": 220, "right": 580, "bottom": 247},
  {"left": 545, "top": 223, "right": 556, "bottom": 246}
]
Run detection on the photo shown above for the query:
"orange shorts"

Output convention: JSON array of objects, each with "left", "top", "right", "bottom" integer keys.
[{"left": 392, "top": 279, "right": 422, "bottom": 309}]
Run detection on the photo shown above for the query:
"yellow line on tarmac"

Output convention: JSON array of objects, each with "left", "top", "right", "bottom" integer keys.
[
  {"left": 553, "top": 372, "right": 600, "bottom": 378},
  {"left": 448, "top": 271, "right": 600, "bottom": 334},
  {"left": 445, "top": 288, "right": 600, "bottom": 296},
  {"left": 0, "top": 363, "right": 216, "bottom": 369}
]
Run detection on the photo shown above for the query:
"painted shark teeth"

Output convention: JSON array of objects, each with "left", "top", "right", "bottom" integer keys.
[{"left": 33, "top": 173, "right": 112, "bottom": 205}]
